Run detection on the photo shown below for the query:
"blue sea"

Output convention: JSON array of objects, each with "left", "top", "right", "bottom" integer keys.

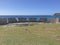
[{"left": 0, "top": 15, "right": 60, "bottom": 18}]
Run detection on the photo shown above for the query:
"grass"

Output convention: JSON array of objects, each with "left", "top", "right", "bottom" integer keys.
[{"left": 0, "top": 24, "right": 60, "bottom": 45}]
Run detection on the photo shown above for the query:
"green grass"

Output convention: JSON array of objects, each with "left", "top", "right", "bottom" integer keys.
[{"left": 0, "top": 24, "right": 60, "bottom": 45}]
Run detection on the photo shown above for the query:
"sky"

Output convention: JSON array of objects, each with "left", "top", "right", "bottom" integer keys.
[{"left": 0, "top": 0, "right": 60, "bottom": 15}]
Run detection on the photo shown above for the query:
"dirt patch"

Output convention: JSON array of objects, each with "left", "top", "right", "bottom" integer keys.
[{"left": 53, "top": 35, "right": 60, "bottom": 40}]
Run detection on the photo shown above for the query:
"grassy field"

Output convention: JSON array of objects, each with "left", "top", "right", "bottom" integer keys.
[{"left": 0, "top": 24, "right": 60, "bottom": 45}]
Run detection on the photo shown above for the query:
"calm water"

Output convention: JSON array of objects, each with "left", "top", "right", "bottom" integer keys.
[{"left": 0, "top": 15, "right": 60, "bottom": 18}]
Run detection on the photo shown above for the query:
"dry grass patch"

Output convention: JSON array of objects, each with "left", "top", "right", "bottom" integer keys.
[{"left": 0, "top": 24, "right": 60, "bottom": 45}]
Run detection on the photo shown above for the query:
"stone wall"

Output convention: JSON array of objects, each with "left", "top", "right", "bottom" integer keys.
[
  {"left": 28, "top": 18, "right": 37, "bottom": 22},
  {"left": 8, "top": 18, "right": 17, "bottom": 23},
  {"left": 39, "top": 18, "right": 48, "bottom": 23},
  {"left": 18, "top": 18, "right": 28, "bottom": 22},
  {"left": 0, "top": 18, "right": 7, "bottom": 25},
  {"left": 50, "top": 18, "right": 59, "bottom": 23}
]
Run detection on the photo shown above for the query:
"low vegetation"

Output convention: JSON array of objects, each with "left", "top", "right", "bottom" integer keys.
[{"left": 0, "top": 23, "right": 60, "bottom": 45}]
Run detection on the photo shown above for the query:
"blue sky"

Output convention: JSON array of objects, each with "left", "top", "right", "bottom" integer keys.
[{"left": 0, "top": 0, "right": 60, "bottom": 15}]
